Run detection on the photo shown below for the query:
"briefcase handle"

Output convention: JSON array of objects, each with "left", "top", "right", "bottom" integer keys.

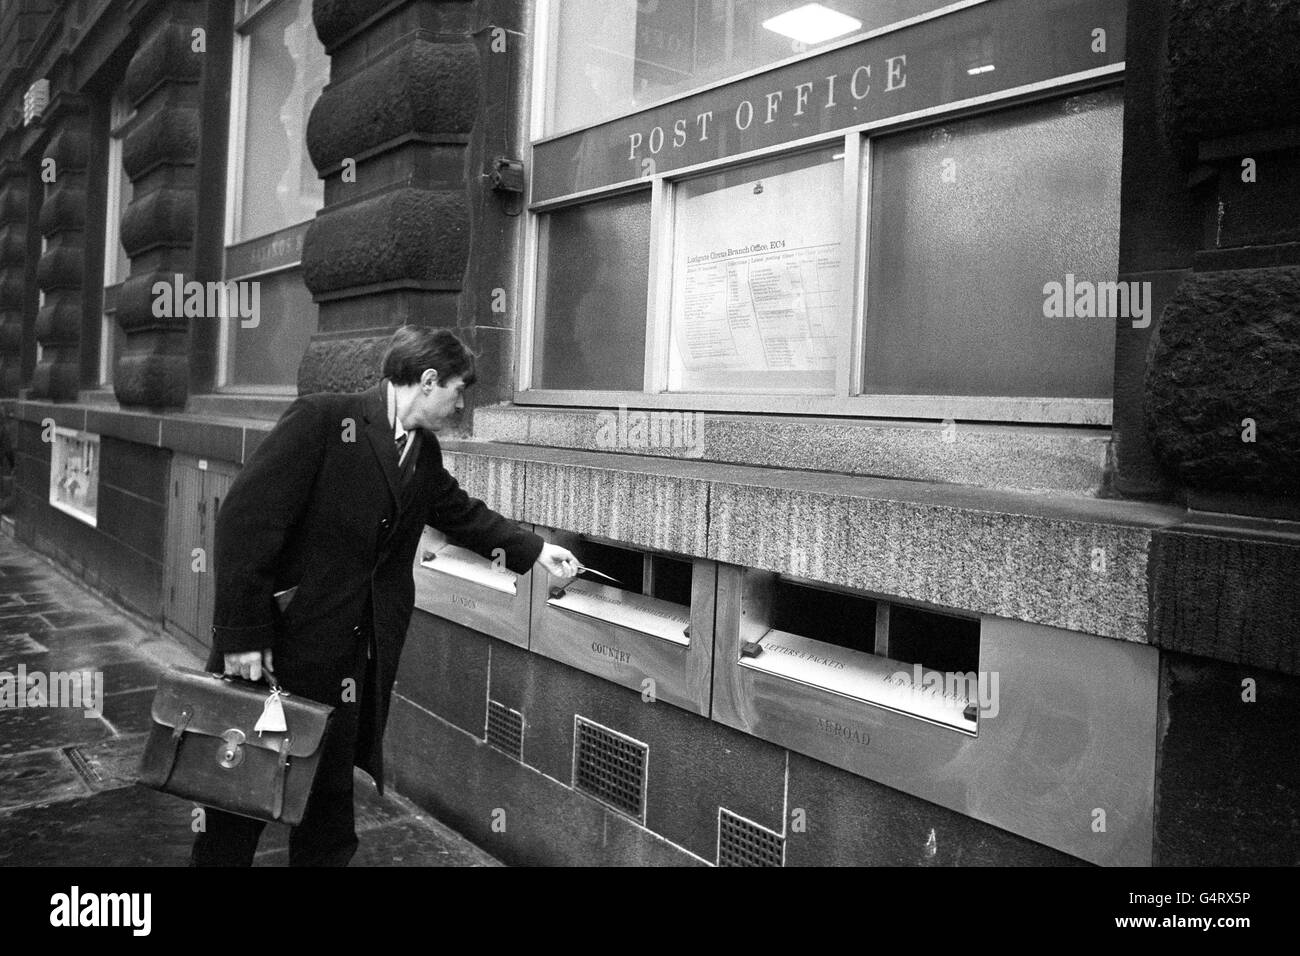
[{"left": 220, "top": 665, "right": 282, "bottom": 695}]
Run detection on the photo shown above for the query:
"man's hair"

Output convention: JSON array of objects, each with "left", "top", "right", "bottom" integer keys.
[{"left": 381, "top": 326, "right": 477, "bottom": 387}]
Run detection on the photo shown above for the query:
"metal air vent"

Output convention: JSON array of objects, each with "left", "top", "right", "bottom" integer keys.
[
  {"left": 486, "top": 700, "right": 524, "bottom": 760},
  {"left": 572, "top": 716, "right": 647, "bottom": 822},
  {"left": 717, "top": 808, "right": 784, "bottom": 867}
]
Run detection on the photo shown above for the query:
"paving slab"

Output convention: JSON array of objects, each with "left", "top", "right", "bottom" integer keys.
[{"left": 0, "top": 535, "right": 503, "bottom": 867}]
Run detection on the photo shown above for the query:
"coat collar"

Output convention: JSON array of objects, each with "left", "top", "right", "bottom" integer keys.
[
  {"left": 363, "top": 379, "right": 403, "bottom": 507},
  {"left": 363, "top": 379, "right": 431, "bottom": 512}
]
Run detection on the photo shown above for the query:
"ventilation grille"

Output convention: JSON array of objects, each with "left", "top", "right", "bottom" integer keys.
[
  {"left": 486, "top": 700, "right": 523, "bottom": 760},
  {"left": 573, "top": 716, "right": 647, "bottom": 821},
  {"left": 718, "top": 809, "right": 784, "bottom": 867}
]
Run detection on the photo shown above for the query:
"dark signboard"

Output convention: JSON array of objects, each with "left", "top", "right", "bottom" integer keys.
[{"left": 532, "top": 0, "right": 1125, "bottom": 202}]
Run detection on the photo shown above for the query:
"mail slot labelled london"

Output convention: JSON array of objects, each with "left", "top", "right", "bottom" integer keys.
[
  {"left": 530, "top": 528, "right": 717, "bottom": 715},
  {"left": 412, "top": 525, "right": 534, "bottom": 648},
  {"left": 712, "top": 567, "right": 1159, "bottom": 866}
]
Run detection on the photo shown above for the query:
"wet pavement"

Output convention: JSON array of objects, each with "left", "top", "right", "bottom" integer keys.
[{"left": 0, "top": 531, "right": 500, "bottom": 867}]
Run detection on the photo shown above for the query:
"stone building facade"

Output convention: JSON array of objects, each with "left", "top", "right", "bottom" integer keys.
[{"left": 0, "top": 0, "right": 1296, "bottom": 865}]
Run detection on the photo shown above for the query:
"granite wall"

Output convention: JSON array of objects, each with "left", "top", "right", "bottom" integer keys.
[{"left": 387, "top": 611, "right": 1085, "bottom": 866}]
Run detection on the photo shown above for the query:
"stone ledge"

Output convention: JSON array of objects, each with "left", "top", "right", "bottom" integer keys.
[
  {"left": 473, "top": 405, "right": 1111, "bottom": 497},
  {"left": 439, "top": 439, "right": 1185, "bottom": 643},
  {"left": 442, "top": 449, "right": 527, "bottom": 524},
  {"left": 1149, "top": 512, "right": 1300, "bottom": 676},
  {"left": 6, "top": 397, "right": 284, "bottom": 465}
]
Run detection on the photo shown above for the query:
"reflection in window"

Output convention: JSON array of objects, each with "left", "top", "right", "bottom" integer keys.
[
  {"left": 534, "top": 192, "right": 651, "bottom": 391},
  {"left": 237, "top": 0, "right": 327, "bottom": 241},
  {"left": 222, "top": 0, "right": 326, "bottom": 388},
  {"left": 547, "top": 0, "right": 953, "bottom": 135},
  {"left": 864, "top": 87, "right": 1122, "bottom": 398},
  {"left": 228, "top": 268, "right": 317, "bottom": 387},
  {"left": 101, "top": 88, "right": 133, "bottom": 386}
]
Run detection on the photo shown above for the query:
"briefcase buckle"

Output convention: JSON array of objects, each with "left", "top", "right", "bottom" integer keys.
[{"left": 218, "top": 728, "right": 247, "bottom": 769}]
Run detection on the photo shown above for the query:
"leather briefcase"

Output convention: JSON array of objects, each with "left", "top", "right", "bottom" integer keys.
[{"left": 138, "top": 666, "right": 334, "bottom": 826}]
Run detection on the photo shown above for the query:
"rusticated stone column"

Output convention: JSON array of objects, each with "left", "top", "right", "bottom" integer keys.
[
  {"left": 1141, "top": 0, "right": 1300, "bottom": 513},
  {"left": 29, "top": 99, "right": 89, "bottom": 402},
  {"left": 113, "top": 3, "right": 206, "bottom": 409},
  {"left": 301, "top": 0, "right": 481, "bottom": 394},
  {"left": 0, "top": 133, "right": 28, "bottom": 397}
]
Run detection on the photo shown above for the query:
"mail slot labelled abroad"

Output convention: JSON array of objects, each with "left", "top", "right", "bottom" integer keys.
[
  {"left": 412, "top": 524, "right": 533, "bottom": 648},
  {"left": 530, "top": 528, "right": 716, "bottom": 715},
  {"left": 712, "top": 566, "right": 1159, "bottom": 866}
]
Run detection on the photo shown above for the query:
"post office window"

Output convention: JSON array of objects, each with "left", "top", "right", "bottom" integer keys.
[
  {"left": 863, "top": 87, "right": 1121, "bottom": 398},
  {"left": 543, "top": 0, "right": 955, "bottom": 137},
  {"left": 526, "top": 0, "right": 1127, "bottom": 424},
  {"left": 533, "top": 191, "right": 652, "bottom": 390}
]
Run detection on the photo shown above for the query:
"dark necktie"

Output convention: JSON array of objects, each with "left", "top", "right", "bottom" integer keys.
[{"left": 396, "top": 431, "right": 416, "bottom": 487}]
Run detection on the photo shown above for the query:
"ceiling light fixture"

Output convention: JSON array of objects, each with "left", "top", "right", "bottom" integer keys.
[{"left": 762, "top": 3, "right": 863, "bottom": 46}]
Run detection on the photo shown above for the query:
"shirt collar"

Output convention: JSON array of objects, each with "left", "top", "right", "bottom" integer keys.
[{"left": 386, "top": 380, "right": 407, "bottom": 441}]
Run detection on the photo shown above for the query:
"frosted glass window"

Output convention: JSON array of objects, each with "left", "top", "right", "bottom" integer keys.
[
  {"left": 668, "top": 147, "right": 842, "bottom": 393},
  {"left": 237, "top": 0, "right": 328, "bottom": 241},
  {"left": 228, "top": 268, "right": 318, "bottom": 387},
  {"left": 547, "top": 0, "right": 952, "bottom": 135},
  {"left": 534, "top": 193, "right": 651, "bottom": 391},
  {"left": 102, "top": 89, "right": 134, "bottom": 386},
  {"left": 863, "top": 87, "right": 1122, "bottom": 398}
]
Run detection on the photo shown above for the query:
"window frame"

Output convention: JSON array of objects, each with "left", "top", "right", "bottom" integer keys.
[
  {"left": 99, "top": 88, "right": 135, "bottom": 388},
  {"left": 518, "top": 0, "right": 1124, "bottom": 426},
  {"left": 218, "top": 0, "right": 323, "bottom": 394}
]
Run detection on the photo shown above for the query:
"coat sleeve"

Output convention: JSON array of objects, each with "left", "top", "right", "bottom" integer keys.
[
  {"left": 211, "top": 396, "right": 329, "bottom": 655},
  {"left": 425, "top": 445, "right": 544, "bottom": 576}
]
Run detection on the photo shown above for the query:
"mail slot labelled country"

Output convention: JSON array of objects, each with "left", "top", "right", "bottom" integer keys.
[
  {"left": 412, "top": 524, "right": 533, "bottom": 648},
  {"left": 711, "top": 567, "right": 1158, "bottom": 866},
  {"left": 530, "top": 527, "right": 717, "bottom": 715}
]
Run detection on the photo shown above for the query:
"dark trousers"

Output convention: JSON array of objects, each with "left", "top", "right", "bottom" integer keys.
[{"left": 191, "top": 630, "right": 373, "bottom": 867}]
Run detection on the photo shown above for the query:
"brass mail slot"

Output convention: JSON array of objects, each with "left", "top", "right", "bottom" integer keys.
[
  {"left": 712, "top": 566, "right": 1158, "bottom": 866},
  {"left": 412, "top": 525, "right": 532, "bottom": 648},
  {"left": 736, "top": 572, "right": 982, "bottom": 734},
  {"left": 530, "top": 528, "right": 716, "bottom": 715}
]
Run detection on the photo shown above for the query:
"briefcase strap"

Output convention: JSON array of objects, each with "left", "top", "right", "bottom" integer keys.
[
  {"left": 272, "top": 735, "right": 292, "bottom": 821},
  {"left": 160, "top": 706, "right": 194, "bottom": 787}
]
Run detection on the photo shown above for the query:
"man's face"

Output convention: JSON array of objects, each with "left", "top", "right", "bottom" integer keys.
[{"left": 417, "top": 371, "right": 467, "bottom": 431}]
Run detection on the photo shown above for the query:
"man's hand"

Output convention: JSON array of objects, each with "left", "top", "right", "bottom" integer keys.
[
  {"left": 223, "top": 649, "right": 274, "bottom": 682},
  {"left": 534, "top": 543, "right": 579, "bottom": 581}
]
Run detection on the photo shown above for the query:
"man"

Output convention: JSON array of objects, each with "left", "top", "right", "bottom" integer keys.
[{"left": 191, "top": 326, "right": 578, "bottom": 866}]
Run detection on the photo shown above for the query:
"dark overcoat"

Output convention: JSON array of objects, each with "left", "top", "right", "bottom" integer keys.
[{"left": 205, "top": 379, "right": 543, "bottom": 789}]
